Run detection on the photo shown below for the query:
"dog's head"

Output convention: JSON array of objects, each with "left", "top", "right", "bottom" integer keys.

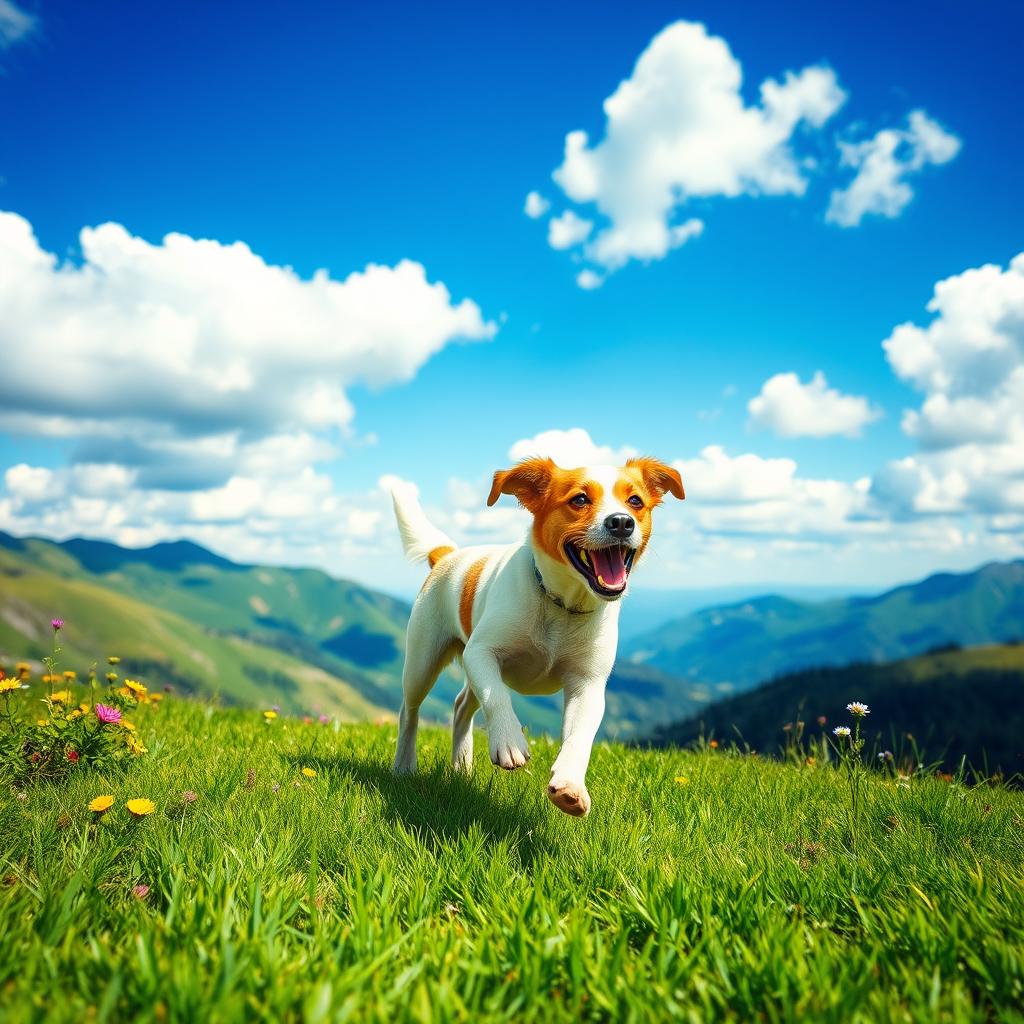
[{"left": 487, "top": 457, "right": 684, "bottom": 601}]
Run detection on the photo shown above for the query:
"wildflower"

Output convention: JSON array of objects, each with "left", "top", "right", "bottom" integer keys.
[
  {"left": 271, "top": 704, "right": 281, "bottom": 713},
  {"left": 16, "top": 662, "right": 30, "bottom": 679},
  {"left": 16, "top": 791, "right": 27, "bottom": 802},
  {"left": 119, "top": 719, "right": 136, "bottom": 731},
  {"left": 817, "top": 715, "right": 827, "bottom": 726},
  {"left": 126, "top": 798, "right": 156, "bottom": 818},
  {"left": 0, "top": 676, "right": 19, "bottom": 693},
  {"left": 263, "top": 710, "right": 278, "bottom": 721},
  {"left": 105, "top": 672, "right": 118, "bottom": 683},
  {"left": 89, "top": 795, "right": 115, "bottom": 814},
  {"left": 805, "top": 756, "right": 816, "bottom": 766},
  {"left": 95, "top": 703, "right": 121, "bottom": 725},
  {"left": 51, "top": 618, "right": 64, "bottom": 631},
  {"left": 181, "top": 790, "right": 197, "bottom": 804},
  {"left": 49, "top": 689, "right": 72, "bottom": 704},
  {"left": 63, "top": 670, "right": 77, "bottom": 681},
  {"left": 123, "top": 679, "right": 148, "bottom": 699},
  {"left": 132, "top": 884, "right": 150, "bottom": 900},
  {"left": 846, "top": 701, "right": 870, "bottom": 717},
  {"left": 107, "top": 656, "right": 120, "bottom": 665},
  {"left": 149, "top": 693, "right": 163, "bottom": 703},
  {"left": 66, "top": 749, "right": 80, "bottom": 763},
  {"left": 302, "top": 767, "right": 317, "bottom": 778},
  {"left": 879, "top": 750, "right": 894, "bottom": 762},
  {"left": 709, "top": 740, "right": 719, "bottom": 749},
  {"left": 271, "top": 782, "right": 280, "bottom": 794},
  {"left": 318, "top": 714, "right": 329, "bottom": 725},
  {"left": 674, "top": 776, "right": 689, "bottom": 786},
  {"left": 833, "top": 726, "right": 851, "bottom": 738},
  {"left": 125, "top": 735, "right": 148, "bottom": 756}
]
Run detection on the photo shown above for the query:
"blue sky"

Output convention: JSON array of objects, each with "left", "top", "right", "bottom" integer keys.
[{"left": 1, "top": 0, "right": 1022, "bottom": 595}]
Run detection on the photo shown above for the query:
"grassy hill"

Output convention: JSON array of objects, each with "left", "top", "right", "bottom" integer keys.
[
  {"left": 1, "top": 698, "right": 1022, "bottom": 1021},
  {"left": 624, "top": 559, "right": 1024, "bottom": 694},
  {"left": 649, "top": 644, "right": 1024, "bottom": 777}
]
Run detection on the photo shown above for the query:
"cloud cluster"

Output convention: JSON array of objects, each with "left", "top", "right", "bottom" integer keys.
[
  {"left": 748, "top": 371, "right": 881, "bottom": 438},
  {"left": 0, "top": 0, "right": 34, "bottom": 49},
  {"left": 827, "top": 111, "right": 961, "bottom": 227},
  {"left": 874, "top": 252, "right": 1024, "bottom": 518},
  {"left": 531, "top": 20, "right": 847, "bottom": 282}
]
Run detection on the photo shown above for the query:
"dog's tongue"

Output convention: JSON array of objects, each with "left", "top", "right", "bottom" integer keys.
[{"left": 590, "top": 546, "right": 627, "bottom": 590}]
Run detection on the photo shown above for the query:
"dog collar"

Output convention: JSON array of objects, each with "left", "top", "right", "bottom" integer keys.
[{"left": 533, "top": 564, "right": 594, "bottom": 615}]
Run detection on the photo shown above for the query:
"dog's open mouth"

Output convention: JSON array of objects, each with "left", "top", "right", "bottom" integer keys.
[{"left": 564, "top": 542, "right": 636, "bottom": 597}]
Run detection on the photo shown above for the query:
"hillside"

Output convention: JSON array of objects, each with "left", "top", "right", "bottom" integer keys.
[
  {"left": 3, "top": 531, "right": 694, "bottom": 734},
  {"left": 648, "top": 643, "right": 1024, "bottom": 776},
  {"left": 624, "top": 559, "right": 1024, "bottom": 692},
  {"left": 2, "top": 700, "right": 1022, "bottom": 1021}
]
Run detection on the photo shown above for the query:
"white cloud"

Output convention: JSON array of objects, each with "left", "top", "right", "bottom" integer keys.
[
  {"left": 508, "top": 428, "right": 638, "bottom": 468},
  {"left": 827, "top": 110, "right": 960, "bottom": 227},
  {"left": 575, "top": 269, "right": 604, "bottom": 291},
  {"left": 747, "top": 371, "right": 881, "bottom": 438},
  {"left": 524, "top": 191, "right": 550, "bottom": 219},
  {"left": 0, "top": 211, "right": 495, "bottom": 468},
  {"left": 547, "top": 210, "right": 593, "bottom": 250},
  {"left": 873, "top": 252, "right": 1024, "bottom": 517},
  {"left": 0, "top": 0, "right": 35, "bottom": 49},
  {"left": 536, "top": 20, "right": 846, "bottom": 276}
]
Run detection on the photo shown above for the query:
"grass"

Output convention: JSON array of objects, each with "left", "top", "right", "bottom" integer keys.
[{"left": 1, "top": 698, "right": 1023, "bottom": 1023}]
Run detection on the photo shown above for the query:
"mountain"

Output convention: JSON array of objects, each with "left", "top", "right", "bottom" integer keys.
[
  {"left": 646, "top": 643, "right": 1024, "bottom": 777},
  {"left": 623, "top": 560, "right": 1024, "bottom": 694},
  {"left": 0, "top": 532, "right": 565, "bottom": 732}
]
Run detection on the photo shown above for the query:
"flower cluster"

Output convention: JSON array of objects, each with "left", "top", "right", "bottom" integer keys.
[{"left": 0, "top": 618, "right": 157, "bottom": 783}]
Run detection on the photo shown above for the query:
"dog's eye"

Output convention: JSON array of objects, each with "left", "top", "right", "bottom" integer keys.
[
  {"left": 569, "top": 493, "right": 590, "bottom": 508},
  {"left": 627, "top": 495, "right": 644, "bottom": 509}
]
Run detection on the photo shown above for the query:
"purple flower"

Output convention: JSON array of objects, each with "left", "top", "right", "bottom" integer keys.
[
  {"left": 95, "top": 703, "right": 121, "bottom": 724},
  {"left": 51, "top": 618, "right": 64, "bottom": 631},
  {"left": 318, "top": 714, "right": 330, "bottom": 725},
  {"left": 271, "top": 704, "right": 281, "bottom": 713}
]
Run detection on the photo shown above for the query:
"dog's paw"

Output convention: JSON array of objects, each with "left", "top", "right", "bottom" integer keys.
[
  {"left": 547, "top": 778, "right": 591, "bottom": 817},
  {"left": 489, "top": 728, "right": 530, "bottom": 771}
]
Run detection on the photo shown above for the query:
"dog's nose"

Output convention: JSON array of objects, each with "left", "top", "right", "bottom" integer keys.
[{"left": 604, "top": 513, "right": 635, "bottom": 538}]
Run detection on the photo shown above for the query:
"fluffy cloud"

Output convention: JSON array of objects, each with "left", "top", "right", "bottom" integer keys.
[
  {"left": 827, "top": 111, "right": 960, "bottom": 227},
  {"left": 0, "top": 211, "right": 495, "bottom": 467},
  {"left": 747, "top": 371, "right": 881, "bottom": 438},
  {"left": 535, "top": 20, "right": 846, "bottom": 280},
  {"left": 874, "top": 253, "right": 1024, "bottom": 516},
  {"left": 547, "top": 210, "right": 593, "bottom": 250},
  {"left": 507, "top": 428, "right": 638, "bottom": 468},
  {"left": 524, "top": 191, "right": 550, "bottom": 219},
  {"left": 0, "top": 0, "right": 35, "bottom": 48}
]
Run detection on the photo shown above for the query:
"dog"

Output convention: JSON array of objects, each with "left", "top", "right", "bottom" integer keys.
[{"left": 390, "top": 456, "right": 684, "bottom": 816}]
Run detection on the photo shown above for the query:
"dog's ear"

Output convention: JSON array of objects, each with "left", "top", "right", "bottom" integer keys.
[
  {"left": 627, "top": 457, "right": 685, "bottom": 502},
  {"left": 487, "top": 457, "right": 556, "bottom": 512}
]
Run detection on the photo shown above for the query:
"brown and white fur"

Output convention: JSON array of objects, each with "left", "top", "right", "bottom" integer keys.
[{"left": 390, "top": 457, "right": 684, "bottom": 816}]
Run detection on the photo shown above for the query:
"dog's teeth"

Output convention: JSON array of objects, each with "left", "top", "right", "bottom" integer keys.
[
  {"left": 580, "top": 550, "right": 588, "bottom": 566},
  {"left": 597, "top": 574, "right": 606, "bottom": 587}
]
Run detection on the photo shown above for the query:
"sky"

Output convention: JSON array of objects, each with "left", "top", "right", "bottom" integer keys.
[{"left": 0, "top": 0, "right": 1022, "bottom": 598}]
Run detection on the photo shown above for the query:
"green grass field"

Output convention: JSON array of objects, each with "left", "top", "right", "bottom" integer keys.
[{"left": 2, "top": 699, "right": 1023, "bottom": 1023}]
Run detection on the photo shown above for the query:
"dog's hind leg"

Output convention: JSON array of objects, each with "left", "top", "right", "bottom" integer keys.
[
  {"left": 393, "top": 600, "right": 458, "bottom": 774},
  {"left": 451, "top": 680, "right": 479, "bottom": 773}
]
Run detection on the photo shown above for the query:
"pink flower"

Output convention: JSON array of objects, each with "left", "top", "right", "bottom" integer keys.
[
  {"left": 51, "top": 618, "right": 64, "bottom": 631},
  {"left": 318, "top": 714, "right": 330, "bottom": 725},
  {"left": 95, "top": 703, "right": 121, "bottom": 724},
  {"left": 132, "top": 884, "right": 150, "bottom": 899}
]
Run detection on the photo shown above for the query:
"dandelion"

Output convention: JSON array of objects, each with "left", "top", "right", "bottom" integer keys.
[
  {"left": 846, "top": 701, "right": 870, "bottom": 717},
  {"left": 62, "top": 670, "right": 77, "bottom": 681},
  {"left": 132, "top": 884, "right": 150, "bottom": 899},
  {"left": 95, "top": 703, "right": 121, "bottom": 725},
  {"left": 89, "top": 795, "right": 115, "bottom": 814},
  {"left": 126, "top": 798, "right": 155, "bottom": 818},
  {"left": 0, "top": 676, "right": 19, "bottom": 693},
  {"left": 107, "top": 656, "right": 120, "bottom": 665},
  {"left": 149, "top": 693, "right": 163, "bottom": 703},
  {"left": 674, "top": 776, "right": 689, "bottom": 786},
  {"left": 263, "top": 710, "right": 278, "bottom": 721},
  {"left": 51, "top": 618, "right": 64, "bottom": 631},
  {"left": 833, "top": 726, "right": 851, "bottom": 738},
  {"left": 301, "top": 767, "right": 317, "bottom": 778},
  {"left": 123, "top": 679, "right": 148, "bottom": 699},
  {"left": 16, "top": 662, "right": 30, "bottom": 679},
  {"left": 49, "top": 689, "right": 72, "bottom": 704}
]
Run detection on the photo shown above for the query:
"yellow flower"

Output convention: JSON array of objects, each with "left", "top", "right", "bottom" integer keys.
[
  {"left": 126, "top": 798, "right": 155, "bottom": 818},
  {"left": 263, "top": 710, "right": 278, "bottom": 720},
  {"left": 16, "top": 662, "right": 31, "bottom": 678},
  {"left": 120, "top": 719, "right": 136, "bottom": 732},
  {"left": 79, "top": 702, "right": 91, "bottom": 713},
  {"left": 674, "top": 776, "right": 689, "bottom": 786},
  {"left": 149, "top": 692, "right": 163, "bottom": 703},
  {"left": 0, "top": 677, "right": 20, "bottom": 693},
  {"left": 126, "top": 735, "right": 148, "bottom": 756},
  {"left": 124, "top": 679, "right": 148, "bottom": 698},
  {"left": 63, "top": 670, "right": 77, "bottom": 681},
  {"left": 41, "top": 674, "right": 54, "bottom": 684},
  {"left": 89, "top": 795, "right": 115, "bottom": 814},
  {"left": 107, "top": 656, "right": 120, "bottom": 665},
  {"left": 68, "top": 709, "right": 83, "bottom": 720},
  {"left": 50, "top": 690, "right": 72, "bottom": 704},
  {"left": 301, "top": 767, "right": 317, "bottom": 778}
]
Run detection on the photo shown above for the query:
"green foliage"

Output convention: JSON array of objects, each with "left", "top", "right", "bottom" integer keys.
[
  {"left": 1, "top": 699, "right": 1022, "bottom": 1022},
  {"left": 650, "top": 644, "right": 1024, "bottom": 778}
]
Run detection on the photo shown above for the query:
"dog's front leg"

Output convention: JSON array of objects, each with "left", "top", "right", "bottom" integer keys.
[
  {"left": 547, "top": 678, "right": 606, "bottom": 817},
  {"left": 463, "top": 642, "right": 530, "bottom": 771}
]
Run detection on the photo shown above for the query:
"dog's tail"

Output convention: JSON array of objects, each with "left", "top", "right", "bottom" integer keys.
[{"left": 390, "top": 481, "right": 457, "bottom": 569}]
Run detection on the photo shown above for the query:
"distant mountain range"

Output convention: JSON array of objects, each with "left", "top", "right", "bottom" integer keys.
[
  {"left": 623, "top": 560, "right": 1024, "bottom": 698},
  {"left": 647, "top": 644, "right": 1024, "bottom": 778}
]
